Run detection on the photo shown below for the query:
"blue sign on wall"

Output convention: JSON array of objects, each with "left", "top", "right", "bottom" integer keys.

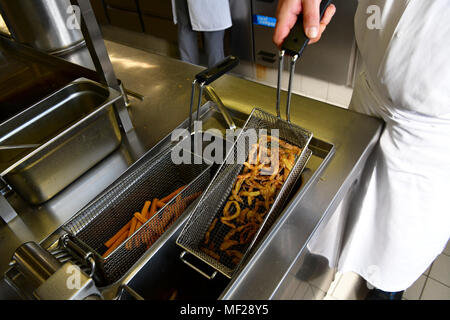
[{"left": 252, "top": 15, "right": 277, "bottom": 28}]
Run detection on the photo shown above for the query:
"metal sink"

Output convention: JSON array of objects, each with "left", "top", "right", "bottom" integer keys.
[{"left": 0, "top": 78, "right": 123, "bottom": 205}]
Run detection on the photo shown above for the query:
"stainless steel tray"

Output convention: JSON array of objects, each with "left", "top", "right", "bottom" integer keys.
[{"left": 0, "top": 78, "right": 123, "bottom": 204}]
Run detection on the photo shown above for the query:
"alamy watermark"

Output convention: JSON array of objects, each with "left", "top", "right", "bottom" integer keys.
[
  {"left": 171, "top": 121, "right": 281, "bottom": 175},
  {"left": 66, "top": 5, "right": 81, "bottom": 30},
  {"left": 366, "top": 5, "right": 382, "bottom": 30},
  {"left": 66, "top": 264, "right": 82, "bottom": 290}
]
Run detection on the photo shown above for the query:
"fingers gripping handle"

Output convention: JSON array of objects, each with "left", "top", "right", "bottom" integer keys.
[
  {"left": 281, "top": 0, "right": 332, "bottom": 56},
  {"left": 277, "top": 1, "right": 332, "bottom": 122}
]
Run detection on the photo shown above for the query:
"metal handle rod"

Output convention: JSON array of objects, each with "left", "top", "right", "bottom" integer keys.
[
  {"left": 188, "top": 80, "right": 197, "bottom": 132},
  {"left": 203, "top": 85, "right": 236, "bottom": 130},
  {"left": 188, "top": 80, "right": 206, "bottom": 133},
  {"left": 180, "top": 251, "right": 217, "bottom": 280},
  {"left": 276, "top": 50, "right": 285, "bottom": 119},
  {"left": 124, "top": 88, "right": 145, "bottom": 101},
  {"left": 0, "top": 144, "right": 40, "bottom": 150},
  {"left": 196, "top": 83, "right": 205, "bottom": 122},
  {"left": 286, "top": 54, "right": 299, "bottom": 123}
]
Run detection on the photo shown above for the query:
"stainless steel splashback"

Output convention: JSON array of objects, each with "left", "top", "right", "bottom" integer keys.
[{"left": 251, "top": 0, "right": 358, "bottom": 86}]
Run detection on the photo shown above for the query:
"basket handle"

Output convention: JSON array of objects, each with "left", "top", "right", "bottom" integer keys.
[
  {"left": 120, "top": 284, "right": 145, "bottom": 300},
  {"left": 180, "top": 251, "right": 217, "bottom": 280},
  {"left": 188, "top": 56, "right": 240, "bottom": 132},
  {"left": 195, "top": 56, "right": 240, "bottom": 86},
  {"left": 281, "top": 0, "right": 332, "bottom": 57},
  {"left": 276, "top": 1, "right": 333, "bottom": 123}
]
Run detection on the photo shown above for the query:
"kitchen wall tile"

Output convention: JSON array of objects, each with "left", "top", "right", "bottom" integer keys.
[
  {"left": 303, "top": 284, "right": 327, "bottom": 300},
  {"left": 326, "top": 271, "right": 343, "bottom": 297},
  {"left": 429, "top": 254, "right": 450, "bottom": 287},
  {"left": 403, "top": 275, "right": 427, "bottom": 300},
  {"left": 291, "top": 280, "right": 310, "bottom": 300},
  {"left": 300, "top": 75, "right": 329, "bottom": 102},
  {"left": 307, "top": 265, "right": 337, "bottom": 293},
  {"left": 443, "top": 239, "right": 450, "bottom": 256},
  {"left": 331, "top": 272, "right": 368, "bottom": 300},
  {"left": 423, "top": 267, "right": 431, "bottom": 276},
  {"left": 233, "top": 60, "right": 256, "bottom": 81},
  {"left": 292, "top": 281, "right": 327, "bottom": 300},
  {"left": 421, "top": 278, "right": 450, "bottom": 300},
  {"left": 276, "top": 274, "right": 302, "bottom": 300},
  {"left": 291, "top": 73, "right": 303, "bottom": 96},
  {"left": 327, "top": 83, "right": 353, "bottom": 109}
]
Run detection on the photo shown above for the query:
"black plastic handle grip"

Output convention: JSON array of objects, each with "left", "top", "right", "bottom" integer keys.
[
  {"left": 195, "top": 56, "right": 240, "bottom": 86},
  {"left": 281, "top": 0, "right": 332, "bottom": 56}
]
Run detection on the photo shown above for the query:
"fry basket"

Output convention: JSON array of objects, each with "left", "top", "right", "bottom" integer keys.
[
  {"left": 61, "top": 145, "right": 213, "bottom": 285},
  {"left": 176, "top": 107, "right": 313, "bottom": 279}
]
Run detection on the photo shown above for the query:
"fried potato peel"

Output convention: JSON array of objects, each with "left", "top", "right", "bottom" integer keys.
[{"left": 201, "top": 136, "right": 302, "bottom": 267}]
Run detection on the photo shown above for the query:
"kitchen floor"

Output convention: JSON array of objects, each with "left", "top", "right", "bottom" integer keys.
[
  {"left": 100, "top": 25, "right": 450, "bottom": 301},
  {"left": 324, "top": 240, "right": 450, "bottom": 300}
]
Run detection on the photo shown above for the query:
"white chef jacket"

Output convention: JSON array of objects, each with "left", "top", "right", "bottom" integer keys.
[
  {"left": 171, "top": 0, "right": 232, "bottom": 32},
  {"left": 308, "top": 0, "right": 450, "bottom": 292}
]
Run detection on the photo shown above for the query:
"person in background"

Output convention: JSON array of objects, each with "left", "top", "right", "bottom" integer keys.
[
  {"left": 172, "top": 0, "right": 232, "bottom": 67},
  {"left": 274, "top": 0, "right": 450, "bottom": 300}
]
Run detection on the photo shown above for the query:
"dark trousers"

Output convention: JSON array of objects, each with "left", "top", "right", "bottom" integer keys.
[{"left": 175, "top": 0, "right": 225, "bottom": 67}]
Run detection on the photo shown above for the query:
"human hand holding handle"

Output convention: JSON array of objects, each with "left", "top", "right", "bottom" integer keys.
[{"left": 273, "top": 0, "right": 337, "bottom": 48}]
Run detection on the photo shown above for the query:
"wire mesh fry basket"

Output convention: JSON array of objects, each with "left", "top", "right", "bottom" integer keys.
[
  {"left": 62, "top": 145, "right": 212, "bottom": 285},
  {"left": 176, "top": 107, "right": 313, "bottom": 279}
]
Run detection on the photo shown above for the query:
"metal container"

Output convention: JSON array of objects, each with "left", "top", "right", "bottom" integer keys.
[
  {"left": 0, "top": 0, "right": 85, "bottom": 55},
  {"left": 0, "top": 78, "right": 123, "bottom": 205}
]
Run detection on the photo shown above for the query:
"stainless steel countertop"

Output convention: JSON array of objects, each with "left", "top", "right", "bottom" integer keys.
[{"left": 0, "top": 40, "right": 383, "bottom": 299}]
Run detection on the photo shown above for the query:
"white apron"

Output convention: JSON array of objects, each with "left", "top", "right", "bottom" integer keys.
[
  {"left": 308, "top": 0, "right": 450, "bottom": 292},
  {"left": 171, "top": 0, "right": 232, "bottom": 32}
]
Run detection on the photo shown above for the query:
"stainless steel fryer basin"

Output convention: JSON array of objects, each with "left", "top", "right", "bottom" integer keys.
[{"left": 0, "top": 78, "right": 123, "bottom": 205}]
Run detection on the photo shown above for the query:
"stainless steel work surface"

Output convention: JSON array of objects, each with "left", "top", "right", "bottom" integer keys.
[
  {"left": 0, "top": 78, "right": 122, "bottom": 205},
  {"left": 0, "top": 40, "right": 382, "bottom": 299}
]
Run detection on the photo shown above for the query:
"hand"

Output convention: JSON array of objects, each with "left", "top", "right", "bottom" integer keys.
[{"left": 273, "top": 0, "right": 336, "bottom": 48}]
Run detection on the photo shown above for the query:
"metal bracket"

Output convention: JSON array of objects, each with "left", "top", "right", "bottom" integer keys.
[
  {"left": 203, "top": 85, "right": 236, "bottom": 131},
  {"left": 72, "top": 0, "right": 134, "bottom": 133},
  {"left": 188, "top": 79, "right": 205, "bottom": 134}
]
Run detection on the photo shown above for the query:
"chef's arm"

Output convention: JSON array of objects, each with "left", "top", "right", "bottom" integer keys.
[{"left": 273, "top": 0, "right": 336, "bottom": 47}]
